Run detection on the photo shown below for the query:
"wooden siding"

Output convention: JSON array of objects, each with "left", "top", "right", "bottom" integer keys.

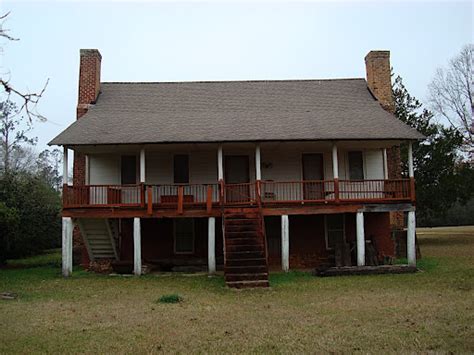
[{"left": 86, "top": 146, "right": 386, "bottom": 186}]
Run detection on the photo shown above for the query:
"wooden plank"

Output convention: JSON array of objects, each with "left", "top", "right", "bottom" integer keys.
[
  {"left": 147, "top": 186, "right": 153, "bottom": 215},
  {"left": 177, "top": 186, "right": 184, "bottom": 215},
  {"left": 206, "top": 185, "right": 213, "bottom": 213}
]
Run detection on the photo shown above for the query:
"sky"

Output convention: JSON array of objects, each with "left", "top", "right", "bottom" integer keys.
[{"left": 1, "top": 0, "right": 473, "bottom": 152}]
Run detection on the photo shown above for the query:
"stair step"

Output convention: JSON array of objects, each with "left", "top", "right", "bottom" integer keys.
[
  {"left": 225, "top": 265, "right": 268, "bottom": 274},
  {"left": 225, "top": 231, "right": 260, "bottom": 239},
  {"left": 225, "top": 238, "right": 263, "bottom": 246},
  {"left": 225, "top": 225, "right": 259, "bottom": 233},
  {"left": 225, "top": 218, "right": 259, "bottom": 224},
  {"left": 226, "top": 251, "right": 265, "bottom": 259},
  {"left": 226, "top": 258, "right": 267, "bottom": 267},
  {"left": 226, "top": 244, "right": 265, "bottom": 252},
  {"left": 226, "top": 280, "right": 270, "bottom": 289}
]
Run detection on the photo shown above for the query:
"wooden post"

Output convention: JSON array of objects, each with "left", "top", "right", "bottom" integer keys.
[
  {"left": 356, "top": 212, "right": 365, "bottom": 266},
  {"left": 206, "top": 185, "right": 213, "bottom": 213},
  {"left": 281, "top": 215, "right": 289, "bottom": 272},
  {"left": 255, "top": 144, "right": 261, "bottom": 181},
  {"left": 62, "top": 217, "right": 73, "bottom": 277},
  {"left": 217, "top": 145, "right": 223, "bottom": 181},
  {"left": 407, "top": 211, "right": 416, "bottom": 266},
  {"left": 256, "top": 180, "right": 262, "bottom": 208},
  {"left": 63, "top": 146, "right": 68, "bottom": 185},
  {"left": 383, "top": 148, "right": 388, "bottom": 180},
  {"left": 140, "top": 148, "right": 146, "bottom": 183},
  {"left": 332, "top": 143, "right": 340, "bottom": 203},
  {"left": 208, "top": 217, "right": 216, "bottom": 274},
  {"left": 177, "top": 186, "right": 184, "bottom": 215},
  {"left": 140, "top": 183, "right": 145, "bottom": 208},
  {"left": 133, "top": 217, "right": 142, "bottom": 275}
]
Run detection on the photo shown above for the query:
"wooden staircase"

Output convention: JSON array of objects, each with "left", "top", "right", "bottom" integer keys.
[
  {"left": 77, "top": 218, "right": 118, "bottom": 261},
  {"left": 223, "top": 208, "right": 269, "bottom": 288}
]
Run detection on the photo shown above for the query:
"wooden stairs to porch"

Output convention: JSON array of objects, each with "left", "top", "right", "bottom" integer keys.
[
  {"left": 77, "top": 218, "right": 118, "bottom": 261},
  {"left": 223, "top": 208, "right": 269, "bottom": 288}
]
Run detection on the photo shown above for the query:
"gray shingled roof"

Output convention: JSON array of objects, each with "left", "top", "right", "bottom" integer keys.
[{"left": 49, "top": 78, "right": 423, "bottom": 146}]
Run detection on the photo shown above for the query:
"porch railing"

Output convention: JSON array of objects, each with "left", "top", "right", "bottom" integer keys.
[{"left": 63, "top": 178, "right": 414, "bottom": 212}]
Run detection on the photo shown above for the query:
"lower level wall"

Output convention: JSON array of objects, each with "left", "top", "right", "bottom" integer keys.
[
  {"left": 119, "top": 217, "right": 224, "bottom": 271},
  {"left": 78, "top": 212, "right": 396, "bottom": 272},
  {"left": 266, "top": 212, "right": 395, "bottom": 269}
]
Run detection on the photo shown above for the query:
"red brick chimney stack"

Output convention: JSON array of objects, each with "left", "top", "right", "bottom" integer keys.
[
  {"left": 77, "top": 49, "right": 102, "bottom": 119},
  {"left": 365, "top": 50, "right": 394, "bottom": 113}
]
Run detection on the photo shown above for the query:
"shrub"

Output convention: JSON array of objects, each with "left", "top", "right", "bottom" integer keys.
[{"left": 0, "top": 172, "right": 61, "bottom": 264}]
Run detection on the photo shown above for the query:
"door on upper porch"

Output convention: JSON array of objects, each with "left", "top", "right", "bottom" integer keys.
[
  {"left": 225, "top": 155, "right": 251, "bottom": 203},
  {"left": 302, "top": 153, "right": 325, "bottom": 200}
]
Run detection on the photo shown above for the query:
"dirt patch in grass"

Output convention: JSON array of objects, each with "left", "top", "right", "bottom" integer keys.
[{"left": 0, "top": 228, "right": 473, "bottom": 353}]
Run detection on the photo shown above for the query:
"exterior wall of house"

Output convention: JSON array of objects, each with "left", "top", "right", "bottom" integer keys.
[
  {"left": 85, "top": 145, "right": 385, "bottom": 185},
  {"left": 119, "top": 217, "right": 224, "bottom": 270},
  {"left": 115, "top": 212, "right": 394, "bottom": 271},
  {"left": 89, "top": 154, "right": 121, "bottom": 184}
]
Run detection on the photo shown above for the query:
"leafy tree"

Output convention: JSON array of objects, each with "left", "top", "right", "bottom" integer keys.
[{"left": 393, "top": 76, "right": 472, "bottom": 225}]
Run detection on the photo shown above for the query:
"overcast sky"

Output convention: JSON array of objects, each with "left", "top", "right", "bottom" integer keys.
[{"left": 1, "top": 1, "right": 472, "bottom": 151}]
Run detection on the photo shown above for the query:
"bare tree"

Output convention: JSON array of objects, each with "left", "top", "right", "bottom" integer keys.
[
  {"left": 0, "top": 100, "right": 36, "bottom": 174},
  {"left": 428, "top": 44, "right": 473, "bottom": 153},
  {"left": 0, "top": 12, "right": 48, "bottom": 121}
]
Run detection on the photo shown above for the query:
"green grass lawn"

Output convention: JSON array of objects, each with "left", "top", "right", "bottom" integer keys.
[{"left": 1, "top": 227, "right": 473, "bottom": 353}]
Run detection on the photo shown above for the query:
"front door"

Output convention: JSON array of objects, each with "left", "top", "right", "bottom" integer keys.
[
  {"left": 225, "top": 156, "right": 250, "bottom": 203},
  {"left": 302, "top": 153, "right": 324, "bottom": 200}
]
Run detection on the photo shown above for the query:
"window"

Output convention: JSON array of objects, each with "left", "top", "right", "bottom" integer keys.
[
  {"left": 174, "top": 219, "right": 194, "bottom": 254},
  {"left": 348, "top": 151, "right": 364, "bottom": 180},
  {"left": 325, "top": 214, "right": 345, "bottom": 250},
  {"left": 174, "top": 155, "right": 189, "bottom": 184},
  {"left": 121, "top": 156, "right": 137, "bottom": 184}
]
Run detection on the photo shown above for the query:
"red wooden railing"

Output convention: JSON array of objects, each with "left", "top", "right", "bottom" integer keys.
[
  {"left": 63, "top": 184, "right": 142, "bottom": 208},
  {"left": 63, "top": 179, "right": 414, "bottom": 211}
]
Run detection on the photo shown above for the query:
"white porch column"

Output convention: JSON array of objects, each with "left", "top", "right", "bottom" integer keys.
[
  {"left": 85, "top": 154, "right": 90, "bottom": 184},
  {"left": 356, "top": 212, "right": 365, "bottom": 266},
  {"left": 217, "top": 145, "right": 223, "bottom": 181},
  {"left": 255, "top": 144, "right": 261, "bottom": 180},
  {"left": 407, "top": 211, "right": 416, "bottom": 266},
  {"left": 332, "top": 143, "right": 339, "bottom": 179},
  {"left": 281, "top": 215, "right": 289, "bottom": 272},
  {"left": 133, "top": 217, "right": 142, "bottom": 275},
  {"left": 63, "top": 146, "right": 69, "bottom": 185},
  {"left": 383, "top": 148, "right": 389, "bottom": 179},
  {"left": 139, "top": 148, "right": 146, "bottom": 183},
  {"left": 208, "top": 217, "right": 216, "bottom": 274},
  {"left": 62, "top": 217, "right": 73, "bottom": 277},
  {"left": 408, "top": 142, "right": 414, "bottom": 178}
]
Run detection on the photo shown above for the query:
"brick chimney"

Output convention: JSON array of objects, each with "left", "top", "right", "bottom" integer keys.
[
  {"left": 365, "top": 50, "right": 394, "bottom": 113},
  {"left": 77, "top": 49, "right": 102, "bottom": 119}
]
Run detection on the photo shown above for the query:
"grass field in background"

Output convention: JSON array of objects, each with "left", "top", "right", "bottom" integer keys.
[{"left": 1, "top": 226, "right": 473, "bottom": 353}]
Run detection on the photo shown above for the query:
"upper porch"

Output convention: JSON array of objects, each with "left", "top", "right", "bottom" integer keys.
[{"left": 62, "top": 140, "right": 416, "bottom": 218}]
